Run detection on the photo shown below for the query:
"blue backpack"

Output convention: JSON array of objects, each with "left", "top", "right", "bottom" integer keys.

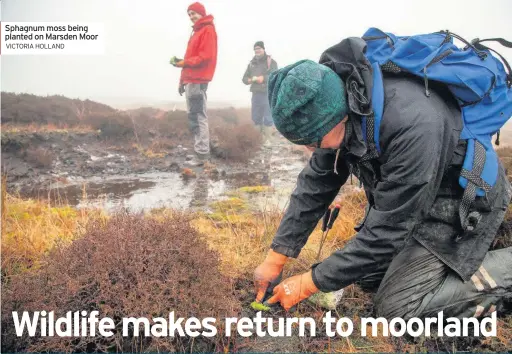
[{"left": 360, "top": 28, "right": 512, "bottom": 231}]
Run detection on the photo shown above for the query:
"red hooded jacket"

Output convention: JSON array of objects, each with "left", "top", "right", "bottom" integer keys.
[{"left": 180, "top": 15, "right": 218, "bottom": 84}]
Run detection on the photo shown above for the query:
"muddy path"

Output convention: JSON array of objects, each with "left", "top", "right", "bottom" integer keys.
[{"left": 1, "top": 130, "right": 310, "bottom": 212}]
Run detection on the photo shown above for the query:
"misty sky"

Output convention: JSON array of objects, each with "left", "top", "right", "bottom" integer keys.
[{"left": 1, "top": 0, "right": 512, "bottom": 108}]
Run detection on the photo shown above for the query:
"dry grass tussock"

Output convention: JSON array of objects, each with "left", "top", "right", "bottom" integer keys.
[
  {"left": 1, "top": 181, "right": 104, "bottom": 279},
  {"left": 193, "top": 191, "right": 367, "bottom": 279}
]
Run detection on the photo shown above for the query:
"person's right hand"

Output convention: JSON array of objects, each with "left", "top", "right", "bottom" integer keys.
[
  {"left": 267, "top": 270, "right": 319, "bottom": 311},
  {"left": 247, "top": 78, "right": 253, "bottom": 84},
  {"left": 254, "top": 249, "right": 288, "bottom": 302}
]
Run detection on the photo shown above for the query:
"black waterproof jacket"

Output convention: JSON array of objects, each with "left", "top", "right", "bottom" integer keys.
[
  {"left": 242, "top": 54, "right": 278, "bottom": 93},
  {"left": 270, "top": 38, "right": 512, "bottom": 292}
]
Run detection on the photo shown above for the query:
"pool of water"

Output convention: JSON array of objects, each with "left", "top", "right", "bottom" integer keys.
[{"left": 23, "top": 143, "right": 307, "bottom": 213}]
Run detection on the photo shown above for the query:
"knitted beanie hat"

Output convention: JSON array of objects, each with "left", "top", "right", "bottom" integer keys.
[
  {"left": 187, "top": 2, "right": 206, "bottom": 17},
  {"left": 267, "top": 59, "right": 348, "bottom": 145},
  {"left": 254, "top": 41, "right": 265, "bottom": 50}
]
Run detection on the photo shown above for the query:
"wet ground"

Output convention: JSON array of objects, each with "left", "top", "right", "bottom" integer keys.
[{"left": 17, "top": 136, "right": 308, "bottom": 213}]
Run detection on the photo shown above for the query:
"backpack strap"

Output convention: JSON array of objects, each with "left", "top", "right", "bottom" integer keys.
[
  {"left": 472, "top": 38, "right": 512, "bottom": 88},
  {"left": 267, "top": 55, "right": 272, "bottom": 71},
  {"left": 355, "top": 61, "right": 385, "bottom": 186},
  {"left": 361, "top": 62, "right": 385, "bottom": 160},
  {"left": 459, "top": 140, "right": 494, "bottom": 232},
  {"left": 474, "top": 37, "right": 512, "bottom": 49}
]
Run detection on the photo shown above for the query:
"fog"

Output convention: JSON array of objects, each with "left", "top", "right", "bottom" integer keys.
[{"left": 1, "top": 0, "right": 511, "bottom": 108}]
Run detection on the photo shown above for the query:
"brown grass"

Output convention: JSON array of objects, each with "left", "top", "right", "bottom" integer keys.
[
  {"left": 193, "top": 191, "right": 366, "bottom": 279},
  {"left": 1, "top": 123, "right": 94, "bottom": 134},
  {"left": 492, "top": 204, "right": 512, "bottom": 250},
  {"left": 479, "top": 315, "right": 512, "bottom": 352},
  {"left": 1, "top": 193, "right": 100, "bottom": 278},
  {"left": 497, "top": 146, "right": 512, "bottom": 178}
]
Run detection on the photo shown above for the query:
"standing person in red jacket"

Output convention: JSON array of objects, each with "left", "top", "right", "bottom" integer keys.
[{"left": 170, "top": 2, "right": 218, "bottom": 166}]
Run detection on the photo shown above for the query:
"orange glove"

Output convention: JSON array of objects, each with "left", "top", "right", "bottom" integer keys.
[
  {"left": 175, "top": 60, "right": 185, "bottom": 68},
  {"left": 267, "top": 270, "right": 319, "bottom": 311},
  {"left": 254, "top": 250, "right": 288, "bottom": 302}
]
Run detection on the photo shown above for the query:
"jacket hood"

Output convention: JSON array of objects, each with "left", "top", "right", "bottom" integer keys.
[
  {"left": 193, "top": 15, "right": 214, "bottom": 30},
  {"left": 319, "top": 37, "right": 373, "bottom": 160}
]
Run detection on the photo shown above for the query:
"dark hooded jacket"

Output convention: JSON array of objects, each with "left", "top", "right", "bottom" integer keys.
[
  {"left": 242, "top": 54, "right": 278, "bottom": 93},
  {"left": 270, "top": 38, "right": 511, "bottom": 292}
]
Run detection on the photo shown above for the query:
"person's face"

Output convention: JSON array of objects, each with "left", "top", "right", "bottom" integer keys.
[
  {"left": 188, "top": 10, "right": 203, "bottom": 24},
  {"left": 305, "top": 116, "right": 349, "bottom": 152},
  {"left": 254, "top": 46, "right": 265, "bottom": 57}
]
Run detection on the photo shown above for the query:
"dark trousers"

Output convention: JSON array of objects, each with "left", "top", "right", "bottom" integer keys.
[
  {"left": 372, "top": 239, "right": 512, "bottom": 320},
  {"left": 362, "top": 161, "right": 512, "bottom": 320},
  {"left": 251, "top": 92, "right": 273, "bottom": 127}
]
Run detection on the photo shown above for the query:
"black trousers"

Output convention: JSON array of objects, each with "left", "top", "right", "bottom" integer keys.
[{"left": 373, "top": 238, "right": 512, "bottom": 320}]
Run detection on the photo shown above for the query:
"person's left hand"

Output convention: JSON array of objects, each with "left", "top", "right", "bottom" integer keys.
[
  {"left": 178, "top": 83, "right": 186, "bottom": 96},
  {"left": 175, "top": 60, "right": 185, "bottom": 68},
  {"left": 267, "top": 270, "right": 319, "bottom": 311},
  {"left": 255, "top": 76, "right": 264, "bottom": 84}
]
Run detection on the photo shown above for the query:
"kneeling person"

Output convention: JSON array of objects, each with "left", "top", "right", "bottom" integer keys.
[{"left": 254, "top": 39, "right": 512, "bottom": 320}]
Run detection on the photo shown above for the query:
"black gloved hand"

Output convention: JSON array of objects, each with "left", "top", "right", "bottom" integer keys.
[{"left": 178, "top": 83, "right": 186, "bottom": 96}]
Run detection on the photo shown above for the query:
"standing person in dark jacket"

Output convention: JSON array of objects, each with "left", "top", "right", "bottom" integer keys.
[
  {"left": 170, "top": 2, "right": 218, "bottom": 167},
  {"left": 242, "top": 41, "right": 278, "bottom": 144},
  {"left": 253, "top": 38, "right": 512, "bottom": 320}
]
